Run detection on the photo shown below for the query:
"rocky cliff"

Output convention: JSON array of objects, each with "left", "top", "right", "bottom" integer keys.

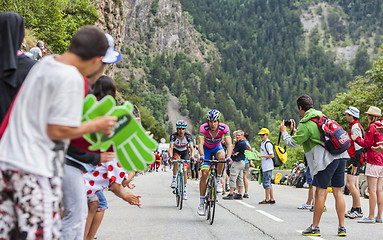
[
  {"left": 94, "top": 0, "right": 126, "bottom": 77},
  {"left": 122, "top": 0, "right": 219, "bottom": 72}
]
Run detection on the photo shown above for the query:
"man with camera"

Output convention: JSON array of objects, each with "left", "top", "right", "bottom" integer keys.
[{"left": 280, "top": 94, "right": 349, "bottom": 237}]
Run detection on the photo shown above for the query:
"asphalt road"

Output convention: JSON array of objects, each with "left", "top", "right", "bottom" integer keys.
[{"left": 96, "top": 170, "right": 382, "bottom": 240}]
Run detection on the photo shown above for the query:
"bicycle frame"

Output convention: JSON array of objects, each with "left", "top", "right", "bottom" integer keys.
[
  {"left": 203, "top": 159, "right": 226, "bottom": 225},
  {"left": 173, "top": 159, "right": 189, "bottom": 210}
]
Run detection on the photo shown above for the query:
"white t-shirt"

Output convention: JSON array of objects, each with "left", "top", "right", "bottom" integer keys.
[
  {"left": 0, "top": 55, "right": 84, "bottom": 178},
  {"left": 260, "top": 139, "right": 274, "bottom": 172},
  {"left": 350, "top": 123, "right": 363, "bottom": 151},
  {"left": 29, "top": 46, "right": 42, "bottom": 60}
]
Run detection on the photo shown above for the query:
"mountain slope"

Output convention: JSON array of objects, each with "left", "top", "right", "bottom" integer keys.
[{"left": 116, "top": 0, "right": 382, "bottom": 139}]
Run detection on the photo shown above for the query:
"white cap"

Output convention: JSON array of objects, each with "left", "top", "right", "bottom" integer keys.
[
  {"left": 345, "top": 106, "right": 360, "bottom": 118},
  {"left": 102, "top": 33, "right": 121, "bottom": 64}
]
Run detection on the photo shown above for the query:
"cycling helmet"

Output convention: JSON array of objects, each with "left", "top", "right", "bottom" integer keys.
[
  {"left": 207, "top": 109, "right": 221, "bottom": 121},
  {"left": 176, "top": 120, "right": 188, "bottom": 129}
]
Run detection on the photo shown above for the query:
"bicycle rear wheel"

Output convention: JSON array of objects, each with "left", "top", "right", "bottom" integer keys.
[
  {"left": 179, "top": 175, "right": 184, "bottom": 210},
  {"left": 209, "top": 176, "right": 217, "bottom": 225}
]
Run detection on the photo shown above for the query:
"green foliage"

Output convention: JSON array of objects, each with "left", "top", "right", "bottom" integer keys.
[
  {"left": 178, "top": 0, "right": 353, "bottom": 132},
  {"left": 151, "top": 0, "right": 159, "bottom": 15},
  {"left": 182, "top": 11, "right": 194, "bottom": 25},
  {"left": 352, "top": 48, "right": 371, "bottom": 76},
  {"left": 0, "top": 0, "right": 99, "bottom": 53},
  {"left": 114, "top": 73, "right": 168, "bottom": 142},
  {"left": 367, "top": 47, "right": 383, "bottom": 107},
  {"left": 322, "top": 48, "right": 383, "bottom": 130}
]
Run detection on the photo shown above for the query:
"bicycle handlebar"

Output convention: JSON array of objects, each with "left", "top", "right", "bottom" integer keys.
[
  {"left": 172, "top": 159, "right": 190, "bottom": 163},
  {"left": 202, "top": 159, "right": 227, "bottom": 163}
]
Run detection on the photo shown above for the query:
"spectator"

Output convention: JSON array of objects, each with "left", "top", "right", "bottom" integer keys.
[
  {"left": 155, "top": 151, "right": 161, "bottom": 172},
  {"left": 352, "top": 106, "right": 383, "bottom": 223},
  {"left": 257, "top": 128, "right": 276, "bottom": 205},
  {"left": 223, "top": 130, "right": 246, "bottom": 200},
  {"left": 29, "top": 40, "right": 45, "bottom": 60},
  {"left": 298, "top": 156, "right": 314, "bottom": 210},
  {"left": 83, "top": 160, "right": 140, "bottom": 240},
  {"left": 345, "top": 106, "right": 365, "bottom": 219},
  {"left": 0, "top": 26, "right": 118, "bottom": 240},
  {"left": 0, "top": 12, "right": 35, "bottom": 123},
  {"left": 62, "top": 74, "right": 121, "bottom": 240},
  {"left": 280, "top": 94, "right": 348, "bottom": 237},
  {"left": 243, "top": 132, "right": 255, "bottom": 198}
]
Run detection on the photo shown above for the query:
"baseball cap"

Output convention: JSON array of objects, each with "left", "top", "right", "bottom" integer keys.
[
  {"left": 258, "top": 128, "right": 269, "bottom": 135},
  {"left": 345, "top": 106, "right": 360, "bottom": 118},
  {"left": 37, "top": 41, "right": 44, "bottom": 48},
  {"left": 102, "top": 33, "right": 121, "bottom": 64}
]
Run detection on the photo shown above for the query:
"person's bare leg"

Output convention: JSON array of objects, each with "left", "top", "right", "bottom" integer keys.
[
  {"left": 347, "top": 174, "right": 361, "bottom": 208},
  {"left": 332, "top": 187, "right": 345, "bottom": 227},
  {"left": 306, "top": 184, "right": 313, "bottom": 205},
  {"left": 376, "top": 177, "right": 383, "bottom": 219},
  {"left": 183, "top": 165, "right": 188, "bottom": 184},
  {"left": 243, "top": 172, "right": 248, "bottom": 194},
  {"left": 367, "top": 176, "right": 378, "bottom": 219},
  {"left": 269, "top": 185, "right": 274, "bottom": 201},
  {"left": 199, "top": 169, "right": 209, "bottom": 196},
  {"left": 312, "top": 187, "right": 327, "bottom": 228},
  {"left": 86, "top": 210, "right": 105, "bottom": 240},
  {"left": 84, "top": 200, "right": 99, "bottom": 239},
  {"left": 173, "top": 162, "right": 179, "bottom": 176},
  {"left": 238, "top": 186, "right": 243, "bottom": 195},
  {"left": 265, "top": 188, "right": 270, "bottom": 201}
]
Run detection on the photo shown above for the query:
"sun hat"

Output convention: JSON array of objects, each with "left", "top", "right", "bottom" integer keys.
[
  {"left": 365, "top": 106, "right": 382, "bottom": 117},
  {"left": 102, "top": 33, "right": 121, "bottom": 64},
  {"left": 345, "top": 106, "right": 360, "bottom": 118},
  {"left": 258, "top": 128, "right": 269, "bottom": 135}
]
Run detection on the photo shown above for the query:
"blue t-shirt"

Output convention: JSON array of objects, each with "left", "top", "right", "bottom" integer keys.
[{"left": 233, "top": 140, "right": 247, "bottom": 161}]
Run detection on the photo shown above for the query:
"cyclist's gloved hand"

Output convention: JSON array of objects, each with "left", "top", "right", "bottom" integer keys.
[
  {"left": 199, "top": 155, "right": 205, "bottom": 162},
  {"left": 225, "top": 157, "right": 233, "bottom": 165}
]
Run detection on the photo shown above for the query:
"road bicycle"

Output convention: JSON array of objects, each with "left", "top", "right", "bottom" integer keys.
[
  {"left": 203, "top": 159, "right": 227, "bottom": 225},
  {"left": 172, "top": 159, "right": 189, "bottom": 210}
]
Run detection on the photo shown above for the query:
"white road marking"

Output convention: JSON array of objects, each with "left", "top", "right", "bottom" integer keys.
[
  {"left": 296, "top": 230, "right": 325, "bottom": 240},
  {"left": 236, "top": 200, "right": 256, "bottom": 209},
  {"left": 256, "top": 210, "right": 284, "bottom": 222}
]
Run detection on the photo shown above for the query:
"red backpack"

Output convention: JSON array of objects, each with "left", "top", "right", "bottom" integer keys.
[{"left": 311, "top": 116, "right": 351, "bottom": 154}]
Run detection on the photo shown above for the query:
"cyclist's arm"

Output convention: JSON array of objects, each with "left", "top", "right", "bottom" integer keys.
[
  {"left": 189, "top": 143, "right": 195, "bottom": 159},
  {"left": 225, "top": 136, "right": 233, "bottom": 158},
  {"left": 168, "top": 143, "right": 174, "bottom": 158},
  {"left": 198, "top": 136, "right": 205, "bottom": 156}
]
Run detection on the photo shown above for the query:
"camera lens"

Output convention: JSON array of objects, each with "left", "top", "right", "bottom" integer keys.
[{"left": 284, "top": 120, "right": 291, "bottom": 127}]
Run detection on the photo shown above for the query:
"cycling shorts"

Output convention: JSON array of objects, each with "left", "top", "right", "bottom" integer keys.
[
  {"left": 201, "top": 144, "right": 225, "bottom": 171},
  {"left": 173, "top": 149, "right": 189, "bottom": 167}
]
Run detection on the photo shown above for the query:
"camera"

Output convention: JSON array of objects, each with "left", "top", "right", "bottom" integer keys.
[{"left": 283, "top": 119, "right": 292, "bottom": 127}]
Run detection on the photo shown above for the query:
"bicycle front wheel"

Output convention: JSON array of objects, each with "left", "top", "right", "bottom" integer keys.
[
  {"left": 209, "top": 176, "right": 217, "bottom": 225},
  {"left": 205, "top": 179, "right": 211, "bottom": 220},
  {"left": 176, "top": 174, "right": 181, "bottom": 207},
  {"left": 179, "top": 175, "right": 184, "bottom": 210}
]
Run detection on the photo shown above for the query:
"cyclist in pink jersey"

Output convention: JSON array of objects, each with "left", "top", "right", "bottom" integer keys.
[{"left": 197, "top": 109, "right": 232, "bottom": 216}]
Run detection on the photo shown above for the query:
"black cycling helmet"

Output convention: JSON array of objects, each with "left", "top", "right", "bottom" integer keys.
[
  {"left": 176, "top": 120, "right": 188, "bottom": 129},
  {"left": 207, "top": 109, "right": 221, "bottom": 121}
]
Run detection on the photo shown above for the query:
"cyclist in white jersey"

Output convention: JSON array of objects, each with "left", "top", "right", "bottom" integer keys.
[{"left": 169, "top": 120, "right": 194, "bottom": 200}]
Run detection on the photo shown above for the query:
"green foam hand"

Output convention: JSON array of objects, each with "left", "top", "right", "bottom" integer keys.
[
  {"left": 245, "top": 150, "right": 261, "bottom": 160},
  {"left": 82, "top": 94, "right": 157, "bottom": 172}
]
